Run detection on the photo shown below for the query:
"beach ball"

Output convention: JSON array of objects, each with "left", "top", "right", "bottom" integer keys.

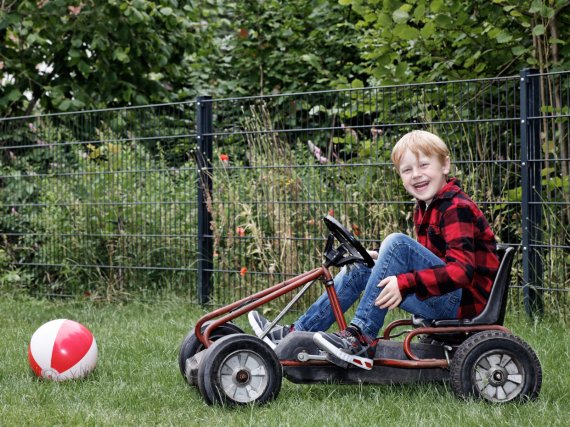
[{"left": 28, "top": 319, "right": 98, "bottom": 381}]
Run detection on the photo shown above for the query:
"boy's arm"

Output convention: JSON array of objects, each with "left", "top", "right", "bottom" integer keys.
[{"left": 397, "top": 205, "right": 478, "bottom": 298}]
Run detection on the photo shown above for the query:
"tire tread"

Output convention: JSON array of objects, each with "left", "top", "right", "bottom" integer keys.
[{"left": 450, "top": 330, "right": 541, "bottom": 402}]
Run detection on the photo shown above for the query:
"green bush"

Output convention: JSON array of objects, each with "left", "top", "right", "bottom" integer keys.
[{"left": 1, "top": 130, "right": 198, "bottom": 299}]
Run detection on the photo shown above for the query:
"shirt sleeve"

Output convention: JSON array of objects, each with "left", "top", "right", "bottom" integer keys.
[{"left": 397, "top": 204, "right": 477, "bottom": 299}]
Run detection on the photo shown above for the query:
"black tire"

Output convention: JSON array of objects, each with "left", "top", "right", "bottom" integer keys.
[
  {"left": 197, "top": 334, "right": 282, "bottom": 406},
  {"left": 450, "top": 330, "right": 542, "bottom": 403},
  {"left": 178, "top": 322, "right": 244, "bottom": 380}
]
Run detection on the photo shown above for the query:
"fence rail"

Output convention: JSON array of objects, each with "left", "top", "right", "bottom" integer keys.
[{"left": 1, "top": 70, "right": 569, "bottom": 319}]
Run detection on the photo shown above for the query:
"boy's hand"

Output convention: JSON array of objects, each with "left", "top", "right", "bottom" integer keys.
[{"left": 375, "top": 276, "right": 402, "bottom": 309}]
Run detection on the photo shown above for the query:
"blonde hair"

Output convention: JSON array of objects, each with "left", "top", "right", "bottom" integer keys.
[{"left": 391, "top": 130, "right": 450, "bottom": 169}]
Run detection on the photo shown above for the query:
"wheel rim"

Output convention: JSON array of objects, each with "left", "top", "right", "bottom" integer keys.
[
  {"left": 472, "top": 350, "right": 525, "bottom": 402},
  {"left": 217, "top": 350, "right": 269, "bottom": 403}
]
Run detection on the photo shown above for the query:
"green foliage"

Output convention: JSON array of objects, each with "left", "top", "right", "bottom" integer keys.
[
  {"left": 202, "top": 0, "right": 363, "bottom": 95},
  {"left": 0, "top": 0, "right": 208, "bottom": 115},
  {"left": 0, "top": 116, "right": 198, "bottom": 299},
  {"left": 0, "top": 247, "right": 32, "bottom": 294},
  {"left": 2, "top": 0, "right": 570, "bottom": 123},
  {"left": 0, "top": 0, "right": 362, "bottom": 117},
  {"left": 338, "top": 0, "right": 570, "bottom": 85},
  {"left": 3, "top": 0, "right": 570, "bottom": 119}
]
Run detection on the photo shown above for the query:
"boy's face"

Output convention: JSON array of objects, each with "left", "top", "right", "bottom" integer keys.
[{"left": 398, "top": 149, "right": 450, "bottom": 205}]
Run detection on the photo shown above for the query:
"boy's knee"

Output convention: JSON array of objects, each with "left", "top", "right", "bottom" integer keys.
[{"left": 381, "top": 232, "right": 409, "bottom": 248}]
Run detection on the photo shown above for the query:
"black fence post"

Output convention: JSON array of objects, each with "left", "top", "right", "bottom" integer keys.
[
  {"left": 196, "top": 96, "right": 213, "bottom": 305},
  {"left": 519, "top": 69, "right": 544, "bottom": 317}
]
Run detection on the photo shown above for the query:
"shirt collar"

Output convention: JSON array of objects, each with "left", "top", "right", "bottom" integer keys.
[{"left": 417, "top": 177, "right": 462, "bottom": 210}]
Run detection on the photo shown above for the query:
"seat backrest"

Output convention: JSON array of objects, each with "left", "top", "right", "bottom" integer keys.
[
  {"left": 433, "top": 244, "right": 516, "bottom": 327},
  {"left": 469, "top": 244, "right": 515, "bottom": 325}
]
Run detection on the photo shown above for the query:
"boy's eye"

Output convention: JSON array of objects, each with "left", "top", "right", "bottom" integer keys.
[
  {"left": 420, "top": 162, "right": 429, "bottom": 168},
  {"left": 401, "top": 168, "right": 411, "bottom": 174}
]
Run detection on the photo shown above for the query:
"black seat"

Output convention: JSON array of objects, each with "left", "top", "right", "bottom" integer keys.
[{"left": 417, "top": 244, "right": 516, "bottom": 328}]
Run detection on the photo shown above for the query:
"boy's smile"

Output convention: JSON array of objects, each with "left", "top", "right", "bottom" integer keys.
[{"left": 398, "top": 150, "right": 450, "bottom": 205}]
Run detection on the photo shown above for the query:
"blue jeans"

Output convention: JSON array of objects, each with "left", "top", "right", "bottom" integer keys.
[{"left": 295, "top": 233, "right": 462, "bottom": 338}]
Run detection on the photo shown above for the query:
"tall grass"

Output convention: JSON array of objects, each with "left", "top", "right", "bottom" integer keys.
[{"left": 1, "top": 296, "right": 569, "bottom": 426}]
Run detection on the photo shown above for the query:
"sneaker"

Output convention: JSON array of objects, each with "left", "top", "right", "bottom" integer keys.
[
  {"left": 313, "top": 326, "right": 376, "bottom": 370},
  {"left": 248, "top": 311, "right": 292, "bottom": 349}
]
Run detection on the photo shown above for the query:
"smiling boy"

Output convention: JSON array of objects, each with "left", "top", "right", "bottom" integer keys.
[{"left": 249, "top": 130, "right": 500, "bottom": 369}]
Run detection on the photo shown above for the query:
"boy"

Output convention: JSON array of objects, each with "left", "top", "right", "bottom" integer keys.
[{"left": 249, "top": 130, "right": 499, "bottom": 369}]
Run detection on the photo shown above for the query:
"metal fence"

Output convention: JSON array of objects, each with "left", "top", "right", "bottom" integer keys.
[
  {"left": 0, "top": 102, "right": 199, "bottom": 298},
  {"left": 1, "top": 69, "right": 569, "bottom": 319}
]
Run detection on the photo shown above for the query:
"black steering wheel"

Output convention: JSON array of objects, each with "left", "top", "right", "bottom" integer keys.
[{"left": 322, "top": 215, "right": 374, "bottom": 268}]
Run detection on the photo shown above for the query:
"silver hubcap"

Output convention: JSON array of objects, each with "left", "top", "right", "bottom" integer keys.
[
  {"left": 473, "top": 350, "right": 525, "bottom": 402},
  {"left": 218, "top": 350, "right": 269, "bottom": 403}
]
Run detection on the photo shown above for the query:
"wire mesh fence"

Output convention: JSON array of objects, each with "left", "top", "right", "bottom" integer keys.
[
  {"left": 0, "top": 102, "right": 198, "bottom": 299},
  {"left": 205, "top": 76, "right": 524, "bottom": 310},
  {"left": 1, "top": 70, "right": 569, "bottom": 319}
]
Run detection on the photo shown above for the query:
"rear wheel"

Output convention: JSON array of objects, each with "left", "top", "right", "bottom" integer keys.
[
  {"left": 197, "top": 334, "right": 282, "bottom": 406},
  {"left": 178, "top": 322, "right": 244, "bottom": 382},
  {"left": 450, "top": 330, "right": 541, "bottom": 403}
]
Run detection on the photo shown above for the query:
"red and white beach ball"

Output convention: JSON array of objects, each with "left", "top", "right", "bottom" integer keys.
[{"left": 28, "top": 319, "right": 98, "bottom": 381}]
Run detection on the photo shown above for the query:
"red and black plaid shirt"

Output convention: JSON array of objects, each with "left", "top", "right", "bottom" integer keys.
[{"left": 396, "top": 178, "right": 499, "bottom": 318}]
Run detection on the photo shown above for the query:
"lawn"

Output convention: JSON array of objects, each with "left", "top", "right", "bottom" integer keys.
[{"left": 1, "top": 296, "right": 569, "bottom": 426}]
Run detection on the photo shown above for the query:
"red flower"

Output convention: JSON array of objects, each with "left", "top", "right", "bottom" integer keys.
[
  {"left": 236, "top": 227, "right": 246, "bottom": 237},
  {"left": 220, "top": 153, "right": 229, "bottom": 168},
  {"left": 240, "top": 267, "right": 248, "bottom": 276},
  {"left": 352, "top": 224, "right": 360, "bottom": 236},
  {"left": 328, "top": 209, "right": 334, "bottom": 216}
]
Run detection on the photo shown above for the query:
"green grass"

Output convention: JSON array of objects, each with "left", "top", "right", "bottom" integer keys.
[{"left": 1, "top": 296, "right": 569, "bottom": 426}]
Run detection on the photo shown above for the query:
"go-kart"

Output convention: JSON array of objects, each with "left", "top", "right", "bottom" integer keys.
[{"left": 179, "top": 215, "right": 542, "bottom": 406}]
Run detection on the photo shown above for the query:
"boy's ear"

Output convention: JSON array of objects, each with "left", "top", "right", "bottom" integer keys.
[{"left": 442, "top": 156, "right": 451, "bottom": 175}]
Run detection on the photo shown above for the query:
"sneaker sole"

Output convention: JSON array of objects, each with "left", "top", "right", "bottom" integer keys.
[
  {"left": 313, "top": 333, "right": 374, "bottom": 370},
  {"left": 247, "top": 311, "right": 277, "bottom": 349}
]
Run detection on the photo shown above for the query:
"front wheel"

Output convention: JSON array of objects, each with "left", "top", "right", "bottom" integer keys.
[
  {"left": 197, "top": 334, "right": 282, "bottom": 406},
  {"left": 450, "top": 330, "right": 542, "bottom": 403},
  {"left": 178, "top": 322, "right": 244, "bottom": 382}
]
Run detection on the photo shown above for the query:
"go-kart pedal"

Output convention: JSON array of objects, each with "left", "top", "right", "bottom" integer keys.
[{"left": 313, "top": 330, "right": 374, "bottom": 370}]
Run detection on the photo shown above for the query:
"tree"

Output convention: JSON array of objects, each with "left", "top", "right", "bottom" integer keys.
[
  {"left": 203, "top": 0, "right": 363, "bottom": 96},
  {"left": 0, "top": 0, "right": 213, "bottom": 117},
  {"left": 337, "top": 0, "right": 570, "bottom": 84},
  {"left": 0, "top": 0, "right": 362, "bottom": 117}
]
